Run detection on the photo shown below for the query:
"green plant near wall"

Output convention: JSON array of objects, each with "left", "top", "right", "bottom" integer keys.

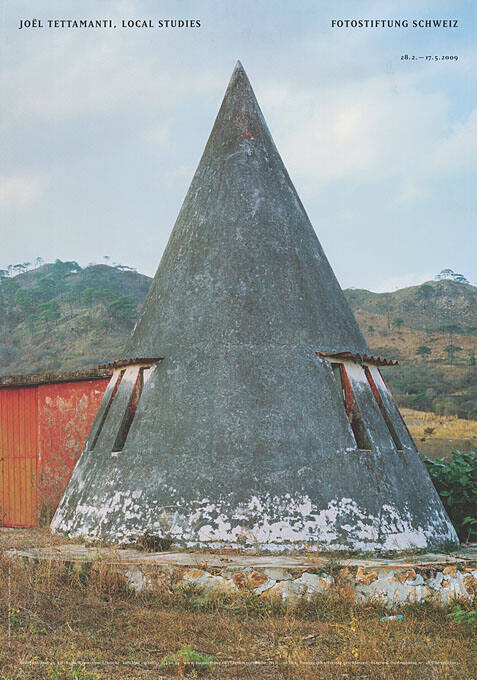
[
  {"left": 446, "top": 604, "right": 477, "bottom": 629},
  {"left": 422, "top": 451, "right": 477, "bottom": 542}
]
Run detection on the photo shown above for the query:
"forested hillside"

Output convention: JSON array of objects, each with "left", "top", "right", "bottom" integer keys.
[
  {"left": 344, "top": 279, "right": 477, "bottom": 420},
  {"left": 1, "top": 260, "right": 476, "bottom": 419},
  {"left": 0, "top": 260, "right": 151, "bottom": 374}
]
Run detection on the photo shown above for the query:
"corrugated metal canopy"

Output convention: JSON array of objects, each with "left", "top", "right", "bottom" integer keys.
[
  {"left": 317, "top": 351, "right": 398, "bottom": 366},
  {"left": 98, "top": 358, "right": 162, "bottom": 370}
]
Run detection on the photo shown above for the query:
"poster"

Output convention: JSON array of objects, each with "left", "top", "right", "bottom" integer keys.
[{"left": 1, "top": 2, "right": 476, "bottom": 678}]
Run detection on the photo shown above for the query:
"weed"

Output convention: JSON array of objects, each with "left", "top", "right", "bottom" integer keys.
[
  {"left": 321, "top": 554, "right": 343, "bottom": 575},
  {"left": 64, "top": 561, "right": 90, "bottom": 586},
  {"left": 46, "top": 665, "right": 104, "bottom": 679},
  {"left": 160, "top": 644, "right": 214, "bottom": 675},
  {"left": 446, "top": 604, "right": 477, "bottom": 629},
  {"left": 136, "top": 529, "right": 173, "bottom": 552},
  {"left": 8, "top": 608, "right": 22, "bottom": 631}
]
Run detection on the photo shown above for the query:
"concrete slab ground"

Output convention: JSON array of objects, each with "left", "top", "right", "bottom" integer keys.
[{"left": 7, "top": 543, "right": 477, "bottom": 609}]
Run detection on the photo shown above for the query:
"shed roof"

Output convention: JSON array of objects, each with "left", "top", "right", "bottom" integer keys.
[{"left": 0, "top": 367, "right": 112, "bottom": 388}]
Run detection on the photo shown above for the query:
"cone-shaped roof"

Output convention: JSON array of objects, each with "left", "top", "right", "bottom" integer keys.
[
  {"left": 52, "top": 63, "right": 457, "bottom": 552},
  {"left": 127, "top": 61, "right": 368, "bottom": 358}
]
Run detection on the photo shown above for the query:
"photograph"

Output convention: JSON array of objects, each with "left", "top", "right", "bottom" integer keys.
[{"left": 0, "top": 1, "right": 476, "bottom": 678}]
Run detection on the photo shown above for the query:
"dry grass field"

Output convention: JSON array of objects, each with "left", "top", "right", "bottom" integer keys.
[
  {"left": 402, "top": 408, "right": 477, "bottom": 458},
  {"left": 0, "top": 529, "right": 476, "bottom": 680},
  {"left": 355, "top": 309, "right": 477, "bottom": 363}
]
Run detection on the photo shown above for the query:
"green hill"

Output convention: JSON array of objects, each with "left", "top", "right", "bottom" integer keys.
[
  {"left": 344, "top": 281, "right": 477, "bottom": 420},
  {"left": 344, "top": 279, "right": 477, "bottom": 335},
  {"left": 0, "top": 260, "right": 151, "bottom": 374},
  {"left": 1, "top": 261, "right": 476, "bottom": 419}
]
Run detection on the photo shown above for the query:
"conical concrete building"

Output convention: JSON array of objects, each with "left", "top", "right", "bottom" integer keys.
[{"left": 52, "top": 63, "right": 457, "bottom": 552}]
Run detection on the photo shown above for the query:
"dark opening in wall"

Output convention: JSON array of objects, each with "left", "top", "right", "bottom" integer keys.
[
  {"left": 113, "top": 368, "right": 144, "bottom": 452},
  {"left": 90, "top": 370, "right": 125, "bottom": 451},
  {"left": 365, "top": 367, "right": 403, "bottom": 451},
  {"left": 331, "top": 362, "right": 371, "bottom": 450}
]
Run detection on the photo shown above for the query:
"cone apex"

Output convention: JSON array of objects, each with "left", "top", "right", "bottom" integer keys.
[{"left": 226, "top": 59, "right": 253, "bottom": 93}]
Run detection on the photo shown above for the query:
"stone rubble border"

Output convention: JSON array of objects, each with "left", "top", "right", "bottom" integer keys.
[{"left": 6, "top": 544, "right": 477, "bottom": 608}]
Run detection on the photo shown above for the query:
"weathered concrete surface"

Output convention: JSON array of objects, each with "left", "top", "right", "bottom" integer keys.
[
  {"left": 51, "top": 62, "right": 457, "bottom": 552},
  {"left": 8, "top": 544, "right": 476, "bottom": 608},
  {"left": 9, "top": 544, "right": 477, "bottom": 568}
]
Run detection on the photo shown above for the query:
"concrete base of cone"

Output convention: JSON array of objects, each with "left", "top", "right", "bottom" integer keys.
[{"left": 7, "top": 544, "right": 477, "bottom": 608}]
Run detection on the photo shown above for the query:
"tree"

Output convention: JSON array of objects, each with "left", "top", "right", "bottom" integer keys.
[
  {"left": 68, "top": 281, "right": 86, "bottom": 307},
  {"left": 367, "top": 325, "right": 375, "bottom": 335},
  {"left": 82, "top": 287, "right": 98, "bottom": 306},
  {"left": 37, "top": 300, "right": 61, "bottom": 326},
  {"left": 453, "top": 273, "right": 469, "bottom": 284},
  {"left": 445, "top": 344, "right": 462, "bottom": 365},
  {"left": 52, "top": 259, "right": 81, "bottom": 280},
  {"left": 384, "top": 293, "right": 391, "bottom": 329},
  {"left": 1, "top": 278, "right": 19, "bottom": 300},
  {"left": 393, "top": 317, "right": 404, "bottom": 330},
  {"left": 416, "top": 345, "right": 432, "bottom": 359},
  {"left": 15, "top": 288, "right": 36, "bottom": 316},
  {"left": 26, "top": 314, "right": 36, "bottom": 335},
  {"left": 108, "top": 296, "right": 137, "bottom": 325},
  {"left": 436, "top": 268, "right": 469, "bottom": 284},
  {"left": 417, "top": 284, "right": 434, "bottom": 300},
  {"left": 440, "top": 323, "right": 461, "bottom": 336},
  {"left": 469, "top": 353, "right": 476, "bottom": 367},
  {"left": 35, "top": 278, "right": 58, "bottom": 301},
  {"left": 116, "top": 265, "right": 137, "bottom": 272},
  {"left": 436, "top": 268, "right": 455, "bottom": 280}
]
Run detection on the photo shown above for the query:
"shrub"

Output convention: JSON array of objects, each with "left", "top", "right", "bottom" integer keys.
[
  {"left": 446, "top": 604, "right": 476, "bottom": 629},
  {"left": 422, "top": 451, "right": 477, "bottom": 542}
]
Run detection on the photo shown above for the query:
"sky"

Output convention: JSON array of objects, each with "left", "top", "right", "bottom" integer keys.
[{"left": 1, "top": 0, "right": 475, "bottom": 292}]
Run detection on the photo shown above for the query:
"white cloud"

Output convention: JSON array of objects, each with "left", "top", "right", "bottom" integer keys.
[
  {"left": 393, "top": 180, "right": 429, "bottom": 207},
  {"left": 1, "top": 27, "right": 220, "bottom": 129},
  {"left": 0, "top": 173, "right": 49, "bottom": 208},
  {"left": 263, "top": 72, "right": 449, "bottom": 190},
  {"left": 429, "top": 107, "right": 477, "bottom": 174}
]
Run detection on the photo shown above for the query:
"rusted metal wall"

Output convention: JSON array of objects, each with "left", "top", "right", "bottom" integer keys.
[
  {"left": 0, "top": 386, "right": 38, "bottom": 526},
  {"left": 37, "top": 379, "right": 108, "bottom": 520},
  {"left": 0, "top": 376, "right": 109, "bottom": 527}
]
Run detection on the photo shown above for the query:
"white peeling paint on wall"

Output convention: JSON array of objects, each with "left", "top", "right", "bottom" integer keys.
[
  {"left": 149, "top": 493, "right": 458, "bottom": 553},
  {"left": 52, "top": 474, "right": 458, "bottom": 551}
]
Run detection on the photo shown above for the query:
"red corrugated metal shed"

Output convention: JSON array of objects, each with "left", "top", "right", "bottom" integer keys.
[
  {"left": 0, "top": 386, "right": 38, "bottom": 526},
  {"left": 0, "top": 368, "right": 111, "bottom": 527}
]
